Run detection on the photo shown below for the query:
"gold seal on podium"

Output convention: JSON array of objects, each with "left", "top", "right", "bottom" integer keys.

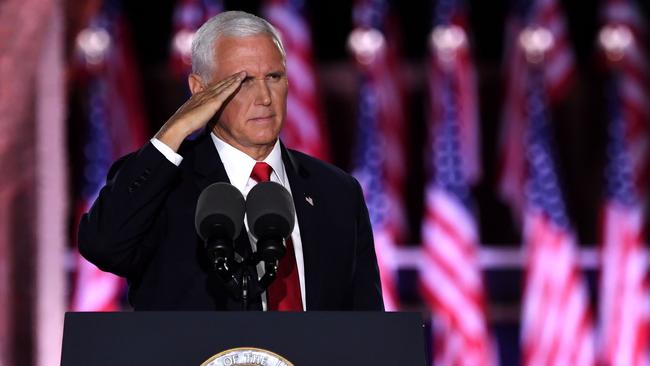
[{"left": 201, "top": 347, "right": 294, "bottom": 366}]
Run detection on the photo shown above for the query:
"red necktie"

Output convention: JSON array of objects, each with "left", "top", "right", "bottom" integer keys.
[{"left": 250, "top": 162, "right": 303, "bottom": 311}]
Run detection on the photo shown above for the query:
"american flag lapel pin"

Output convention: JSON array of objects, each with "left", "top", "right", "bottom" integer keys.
[{"left": 305, "top": 196, "right": 314, "bottom": 206}]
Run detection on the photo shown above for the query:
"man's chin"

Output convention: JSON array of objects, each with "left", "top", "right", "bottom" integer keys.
[
  {"left": 251, "top": 137, "right": 279, "bottom": 148},
  {"left": 248, "top": 129, "right": 281, "bottom": 144}
]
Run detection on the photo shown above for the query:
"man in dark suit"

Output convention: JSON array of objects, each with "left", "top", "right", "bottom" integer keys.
[{"left": 78, "top": 10, "right": 384, "bottom": 311}]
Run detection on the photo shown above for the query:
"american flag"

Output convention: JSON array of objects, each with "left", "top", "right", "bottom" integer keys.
[
  {"left": 426, "top": 0, "right": 480, "bottom": 184},
  {"left": 598, "top": 1, "right": 650, "bottom": 364},
  {"left": 169, "top": 0, "right": 222, "bottom": 77},
  {"left": 352, "top": 78, "right": 399, "bottom": 311},
  {"left": 263, "top": 0, "right": 330, "bottom": 160},
  {"left": 349, "top": 0, "right": 407, "bottom": 311},
  {"left": 72, "top": 0, "right": 148, "bottom": 311},
  {"left": 498, "top": 0, "right": 575, "bottom": 218},
  {"left": 419, "top": 1, "right": 493, "bottom": 364},
  {"left": 521, "top": 71, "right": 595, "bottom": 366}
]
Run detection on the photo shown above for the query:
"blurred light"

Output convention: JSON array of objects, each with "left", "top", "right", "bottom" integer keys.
[
  {"left": 348, "top": 28, "right": 385, "bottom": 65},
  {"left": 172, "top": 29, "right": 195, "bottom": 65},
  {"left": 519, "top": 26, "right": 554, "bottom": 64},
  {"left": 430, "top": 25, "right": 467, "bottom": 64},
  {"left": 599, "top": 25, "right": 633, "bottom": 62},
  {"left": 76, "top": 27, "right": 111, "bottom": 65}
]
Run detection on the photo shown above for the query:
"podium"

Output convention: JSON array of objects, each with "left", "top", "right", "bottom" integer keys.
[{"left": 60, "top": 311, "right": 426, "bottom": 365}]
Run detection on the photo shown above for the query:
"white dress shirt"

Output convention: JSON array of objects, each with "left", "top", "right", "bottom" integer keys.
[{"left": 150, "top": 136, "right": 306, "bottom": 310}]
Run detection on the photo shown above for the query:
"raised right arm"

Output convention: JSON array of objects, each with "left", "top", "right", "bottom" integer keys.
[{"left": 78, "top": 71, "right": 246, "bottom": 277}]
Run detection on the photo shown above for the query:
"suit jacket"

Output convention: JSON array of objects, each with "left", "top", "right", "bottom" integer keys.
[{"left": 78, "top": 132, "right": 384, "bottom": 311}]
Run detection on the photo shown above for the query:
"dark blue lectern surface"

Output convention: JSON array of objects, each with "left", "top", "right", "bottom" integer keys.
[{"left": 60, "top": 311, "right": 426, "bottom": 365}]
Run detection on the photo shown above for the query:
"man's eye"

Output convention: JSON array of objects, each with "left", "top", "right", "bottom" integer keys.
[
  {"left": 267, "top": 74, "right": 282, "bottom": 81},
  {"left": 242, "top": 77, "right": 255, "bottom": 84}
]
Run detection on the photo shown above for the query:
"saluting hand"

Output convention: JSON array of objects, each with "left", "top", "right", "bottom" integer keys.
[{"left": 154, "top": 71, "right": 246, "bottom": 151}]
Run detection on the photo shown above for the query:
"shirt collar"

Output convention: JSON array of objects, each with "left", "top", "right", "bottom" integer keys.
[{"left": 210, "top": 133, "right": 286, "bottom": 192}]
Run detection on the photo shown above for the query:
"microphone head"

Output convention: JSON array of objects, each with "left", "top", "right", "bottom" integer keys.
[
  {"left": 195, "top": 182, "right": 246, "bottom": 241},
  {"left": 246, "top": 181, "right": 295, "bottom": 240}
]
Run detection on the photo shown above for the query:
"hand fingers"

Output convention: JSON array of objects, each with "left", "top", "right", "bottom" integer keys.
[
  {"left": 189, "top": 72, "right": 244, "bottom": 105},
  {"left": 205, "top": 71, "right": 246, "bottom": 93},
  {"left": 161, "top": 71, "right": 247, "bottom": 139},
  {"left": 178, "top": 71, "right": 246, "bottom": 118},
  {"left": 201, "top": 72, "right": 246, "bottom": 105}
]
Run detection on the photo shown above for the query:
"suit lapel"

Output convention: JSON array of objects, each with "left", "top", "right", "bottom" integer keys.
[
  {"left": 191, "top": 133, "right": 253, "bottom": 258},
  {"left": 192, "top": 132, "right": 230, "bottom": 192},
  {"left": 281, "top": 144, "right": 322, "bottom": 310}
]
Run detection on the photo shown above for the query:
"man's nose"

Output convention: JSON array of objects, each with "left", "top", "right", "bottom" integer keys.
[{"left": 253, "top": 80, "right": 272, "bottom": 106}]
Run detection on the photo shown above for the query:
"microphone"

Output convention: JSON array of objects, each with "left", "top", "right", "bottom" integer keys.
[
  {"left": 195, "top": 182, "right": 245, "bottom": 274},
  {"left": 246, "top": 181, "right": 295, "bottom": 288}
]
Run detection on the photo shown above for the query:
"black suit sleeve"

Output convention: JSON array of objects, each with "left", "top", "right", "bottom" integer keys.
[
  {"left": 78, "top": 142, "right": 179, "bottom": 278},
  {"left": 350, "top": 178, "right": 385, "bottom": 311}
]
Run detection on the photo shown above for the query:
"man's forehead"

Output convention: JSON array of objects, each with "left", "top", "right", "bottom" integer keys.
[
  {"left": 215, "top": 35, "right": 283, "bottom": 59},
  {"left": 211, "top": 34, "right": 284, "bottom": 76}
]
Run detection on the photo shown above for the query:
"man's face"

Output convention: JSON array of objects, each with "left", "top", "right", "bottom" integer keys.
[{"left": 209, "top": 34, "right": 287, "bottom": 154}]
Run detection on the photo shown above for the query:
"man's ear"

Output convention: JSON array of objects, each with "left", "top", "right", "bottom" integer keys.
[{"left": 188, "top": 73, "right": 205, "bottom": 95}]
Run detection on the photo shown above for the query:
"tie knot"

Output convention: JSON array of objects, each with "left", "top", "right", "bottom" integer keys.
[{"left": 250, "top": 162, "right": 273, "bottom": 182}]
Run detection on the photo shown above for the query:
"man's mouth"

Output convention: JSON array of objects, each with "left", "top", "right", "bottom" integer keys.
[{"left": 249, "top": 115, "right": 275, "bottom": 122}]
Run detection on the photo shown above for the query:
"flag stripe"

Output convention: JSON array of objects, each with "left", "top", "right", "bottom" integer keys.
[
  {"left": 350, "top": 0, "right": 408, "bottom": 311},
  {"left": 520, "top": 59, "right": 595, "bottom": 366},
  {"left": 420, "top": 1, "right": 493, "bottom": 364},
  {"left": 598, "top": 0, "right": 650, "bottom": 363}
]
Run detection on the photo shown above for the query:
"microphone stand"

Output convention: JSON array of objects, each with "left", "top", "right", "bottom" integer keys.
[
  {"left": 205, "top": 237, "right": 285, "bottom": 311},
  {"left": 241, "top": 269, "right": 248, "bottom": 311},
  {"left": 238, "top": 254, "right": 280, "bottom": 311}
]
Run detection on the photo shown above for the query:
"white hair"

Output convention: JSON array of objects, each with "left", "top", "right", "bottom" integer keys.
[{"left": 191, "top": 11, "right": 286, "bottom": 80}]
